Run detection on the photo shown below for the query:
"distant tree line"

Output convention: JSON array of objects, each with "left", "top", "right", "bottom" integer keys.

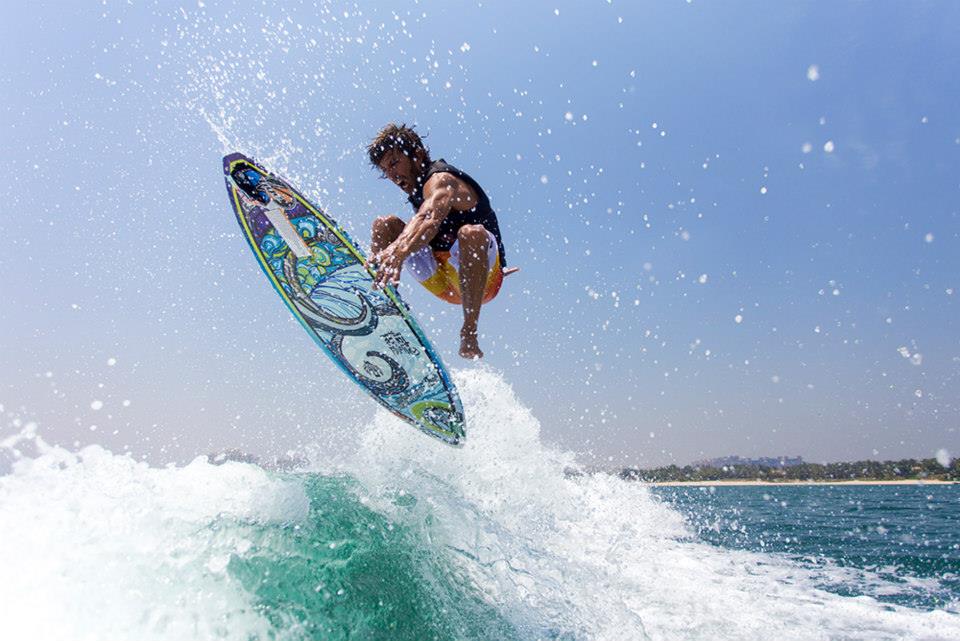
[{"left": 620, "top": 458, "right": 959, "bottom": 482}]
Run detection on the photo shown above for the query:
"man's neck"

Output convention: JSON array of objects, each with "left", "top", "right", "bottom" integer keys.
[{"left": 414, "top": 152, "right": 432, "bottom": 182}]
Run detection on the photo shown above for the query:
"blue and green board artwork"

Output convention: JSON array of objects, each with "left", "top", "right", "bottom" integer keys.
[{"left": 222, "top": 152, "right": 466, "bottom": 445}]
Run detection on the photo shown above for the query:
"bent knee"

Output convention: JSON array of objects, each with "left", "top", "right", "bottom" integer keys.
[
  {"left": 372, "top": 215, "right": 404, "bottom": 233},
  {"left": 457, "top": 224, "right": 488, "bottom": 244}
]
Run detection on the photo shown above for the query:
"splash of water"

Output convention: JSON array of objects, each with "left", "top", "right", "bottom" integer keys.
[{"left": 1, "top": 369, "right": 958, "bottom": 640}]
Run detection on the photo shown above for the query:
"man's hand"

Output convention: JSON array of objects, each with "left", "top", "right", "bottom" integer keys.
[
  {"left": 368, "top": 172, "right": 470, "bottom": 290},
  {"left": 371, "top": 244, "right": 405, "bottom": 289}
]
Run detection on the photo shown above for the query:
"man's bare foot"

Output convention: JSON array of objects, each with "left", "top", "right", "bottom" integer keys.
[{"left": 459, "top": 327, "right": 484, "bottom": 359}]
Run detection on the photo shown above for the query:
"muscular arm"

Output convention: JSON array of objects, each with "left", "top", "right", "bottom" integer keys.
[
  {"left": 391, "top": 172, "right": 477, "bottom": 259},
  {"left": 371, "top": 172, "right": 477, "bottom": 289}
]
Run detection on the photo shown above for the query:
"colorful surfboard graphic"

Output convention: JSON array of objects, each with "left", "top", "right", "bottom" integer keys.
[{"left": 222, "top": 153, "right": 465, "bottom": 445}]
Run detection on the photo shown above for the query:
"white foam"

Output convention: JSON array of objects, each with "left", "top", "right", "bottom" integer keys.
[
  {"left": 338, "top": 368, "right": 960, "bottom": 641},
  {"left": 2, "top": 370, "right": 959, "bottom": 640},
  {"left": 0, "top": 432, "right": 309, "bottom": 641}
]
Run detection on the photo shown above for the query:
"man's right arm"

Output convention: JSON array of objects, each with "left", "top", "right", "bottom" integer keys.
[
  {"left": 371, "top": 173, "right": 460, "bottom": 288},
  {"left": 390, "top": 172, "right": 465, "bottom": 258}
]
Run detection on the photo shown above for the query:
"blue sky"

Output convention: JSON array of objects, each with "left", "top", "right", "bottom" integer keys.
[{"left": 2, "top": 1, "right": 958, "bottom": 467}]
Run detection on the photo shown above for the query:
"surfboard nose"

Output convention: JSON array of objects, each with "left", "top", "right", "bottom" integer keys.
[{"left": 222, "top": 152, "right": 248, "bottom": 173}]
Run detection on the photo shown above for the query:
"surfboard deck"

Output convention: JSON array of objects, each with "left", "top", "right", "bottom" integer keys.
[{"left": 222, "top": 152, "right": 465, "bottom": 445}]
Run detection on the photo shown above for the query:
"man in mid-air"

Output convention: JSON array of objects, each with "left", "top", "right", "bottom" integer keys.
[{"left": 367, "top": 123, "right": 514, "bottom": 359}]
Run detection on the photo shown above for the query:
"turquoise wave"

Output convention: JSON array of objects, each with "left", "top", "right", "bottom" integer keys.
[
  {"left": 2, "top": 370, "right": 959, "bottom": 640},
  {"left": 223, "top": 473, "right": 519, "bottom": 641}
]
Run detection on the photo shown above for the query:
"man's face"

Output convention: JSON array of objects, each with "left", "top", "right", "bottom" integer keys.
[{"left": 378, "top": 148, "right": 421, "bottom": 195}]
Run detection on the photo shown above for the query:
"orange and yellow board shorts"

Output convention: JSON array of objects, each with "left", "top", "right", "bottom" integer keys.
[{"left": 403, "top": 228, "right": 504, "bottom": 305}]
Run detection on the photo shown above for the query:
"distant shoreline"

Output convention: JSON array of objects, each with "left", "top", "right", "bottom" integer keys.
[{"left": 646, "top": 479, "right": 958, "bottom": 487}]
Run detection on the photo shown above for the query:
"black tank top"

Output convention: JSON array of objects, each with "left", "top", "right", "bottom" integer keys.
[{"left": 408, "top": 159, "right": 507, "bottom": 266}]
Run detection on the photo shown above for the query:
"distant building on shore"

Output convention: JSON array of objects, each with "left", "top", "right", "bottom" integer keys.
[{"left": 692, "top": 455, "right": 805, "bottom": 469}]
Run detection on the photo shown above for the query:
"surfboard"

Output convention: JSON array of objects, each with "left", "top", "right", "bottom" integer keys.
[{"left": 222, "top": 152, "right": 466, "bottom": 445}]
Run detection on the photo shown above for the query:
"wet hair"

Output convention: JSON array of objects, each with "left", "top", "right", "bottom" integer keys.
[{"left": 367, "top": 123, "right": 429, "bottom": 168}]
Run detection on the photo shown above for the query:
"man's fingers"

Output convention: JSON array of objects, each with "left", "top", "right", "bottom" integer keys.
[{"left": 371, "top": 261, "right": 398, "bottom": 290}]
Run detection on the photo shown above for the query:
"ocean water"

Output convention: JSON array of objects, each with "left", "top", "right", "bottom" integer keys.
[
  {"left": 653, "top": 484, "right": 960, "bottom": 613},
  {"left": 2, "top": 370, "right": 958, "bottom": 641}
]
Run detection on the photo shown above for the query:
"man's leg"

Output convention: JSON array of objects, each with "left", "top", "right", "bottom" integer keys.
[
  {"left": 455, "top": 224, "right": 491, "bottom": 359},
  {"left": 371, "top": 215, "right": 405, "bottom": 255}
]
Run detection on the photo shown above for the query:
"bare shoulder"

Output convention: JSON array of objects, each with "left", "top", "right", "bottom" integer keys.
[{"left": 423, "top": 171, "right": 477, "bottom": 210}]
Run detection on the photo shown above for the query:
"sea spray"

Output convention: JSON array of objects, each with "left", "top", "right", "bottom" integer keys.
[
  {"left": 0, "top": 432, "right": 304, "bottom": 640},
  {"left": 2, "top": 370, "right": 959, "bottom": 640},
  {"left": 322, "top": 368, "right": 960, "bottom": 640}
]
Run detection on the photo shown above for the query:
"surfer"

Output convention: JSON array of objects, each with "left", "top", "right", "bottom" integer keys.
[{"left": 368, "top": 123, "right": 514, "bottom": 359}]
